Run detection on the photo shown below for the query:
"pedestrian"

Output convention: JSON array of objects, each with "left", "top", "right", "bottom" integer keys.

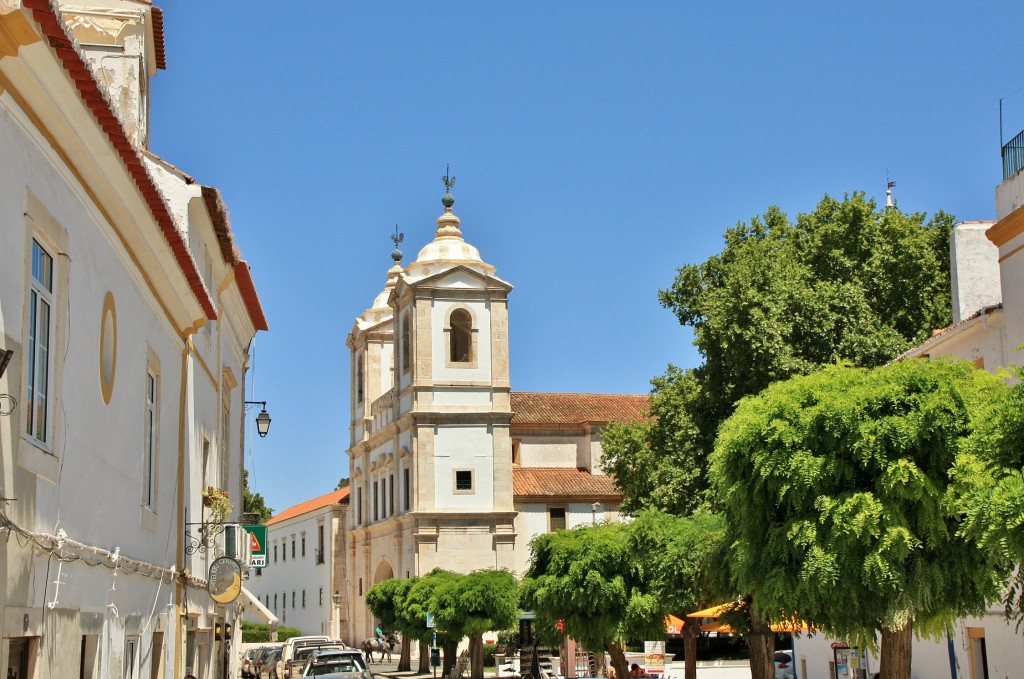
[{"left": 630, "top": 664, "right": 643, "bottom": 678}]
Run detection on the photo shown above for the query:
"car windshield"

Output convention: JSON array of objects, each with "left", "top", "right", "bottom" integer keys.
[{"left": 309, "top": 660, "right": 361, "bottom": 675}]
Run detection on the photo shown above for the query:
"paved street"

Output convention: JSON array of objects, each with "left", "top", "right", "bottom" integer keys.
[{"left": 372, "top": 658, "right": 752, "bottom": 679}]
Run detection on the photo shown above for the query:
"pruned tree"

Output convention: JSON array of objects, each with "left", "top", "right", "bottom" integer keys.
[
  {"left": 365, "top": 577, "right": 417, "bottom": 671},
  {"left": 523, "top": 522, "right": 653, "bottom": 679},
  {"left": 952, "top": 366, "right": 1024, "bottom": 618},
  {"left": 712, "top": 359, "right": 1009, "bottom": 679},
  {"left": 405, "top": 569, "right": 463, "bottom": 676},
  {"left": 431, "top": 569, "right": 519, "bottom": 679},
  {"left": 628, "top": 510, "right": 726, "bottom": 679}
]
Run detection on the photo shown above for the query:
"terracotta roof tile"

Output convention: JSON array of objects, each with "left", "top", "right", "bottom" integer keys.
[
  {"left": 266, "top": 487, "right": 350, "bottom": 526},
  {"left": 510, "top": 392, "right": 648, "bottom": 426},
  {"left": 151, "top": 6, "right": 166, "bottom": 70},
  {"left": 513, "top": 467, "right": 621, "bottom": 501}
]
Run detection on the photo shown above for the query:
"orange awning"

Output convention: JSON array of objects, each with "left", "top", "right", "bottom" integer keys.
[
  {"left": 700, "top": 619, "right": 813, "bottom": 633},
  {"left": 686, "top": 601, "right": 741, "bottom": 618},
  {"left": 665, "top": 614, "right": 686, "bottom": 635}
]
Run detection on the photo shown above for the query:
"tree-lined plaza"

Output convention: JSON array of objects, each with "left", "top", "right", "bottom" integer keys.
[{"left": 365, "top": 193, "right": 1024, "bottom": 679}]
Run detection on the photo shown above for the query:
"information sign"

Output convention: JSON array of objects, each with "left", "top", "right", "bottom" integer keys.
[{"left": 243, "top": 524, "right": 267, "bottom": 568}]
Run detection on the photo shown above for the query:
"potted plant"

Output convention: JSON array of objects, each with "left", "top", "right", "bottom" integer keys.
[{"left": 202, "top": 486, "right": 232, "bottom": 524}]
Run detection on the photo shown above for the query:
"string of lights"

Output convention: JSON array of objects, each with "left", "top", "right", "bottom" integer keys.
[{"left": 0, "top": 507, "right": 208, "bottom": 589}]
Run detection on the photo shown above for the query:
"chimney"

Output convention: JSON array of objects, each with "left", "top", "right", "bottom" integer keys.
[
  {"left": 58, "top": 1, "right": 165, "bottom": 148},
  {"left": 950, "top": 221, "right": 1000, "bottom": 323}
]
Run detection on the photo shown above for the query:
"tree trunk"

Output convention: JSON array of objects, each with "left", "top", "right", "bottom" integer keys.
[
  {"left": 606, "top": 640, "right": 629, "bottom": 679},
  {"left": 470, "top": 634, "right": 484, "bottom": 679},
  {"left": 747, "top": 606, "right": 775, "bottom": 679},
  {"left": 879, "top": 619, "right": 913, "bottom": 679},
  {"left": 418, "top": 639, "right": 431, "bottom": 674},
  {"left": 398, "top": 633, "right": 411, "bottom": 672},
  {"left": 682, "top": 620, "right": 698, "bottom": 679},
  {"left": 442, "top": 639, "right": 458, "bottom": 677}
]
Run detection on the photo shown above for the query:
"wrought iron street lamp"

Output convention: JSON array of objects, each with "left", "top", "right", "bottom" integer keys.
[{"left": 245, "top": 401, "right": 272, "bottom": 437}]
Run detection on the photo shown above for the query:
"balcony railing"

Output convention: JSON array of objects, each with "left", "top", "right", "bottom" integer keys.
[
  {"left": 368, "top": 388, "right": 396, "bottom": 436},
  {"left": 1003, "top": 129, "right": 1024, "bottom": 180},
  {"left": 314, "top": 548, "right": 325, "bottom": 564}
]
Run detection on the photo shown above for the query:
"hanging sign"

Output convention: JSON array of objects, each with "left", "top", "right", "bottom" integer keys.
[{"left": 243, "top": 524, "right": 268, "bottom": 568}]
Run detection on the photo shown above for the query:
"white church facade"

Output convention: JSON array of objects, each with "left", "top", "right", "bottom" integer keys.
[{"left": 343, "top": 182, "right": 644, "bottom": 641}]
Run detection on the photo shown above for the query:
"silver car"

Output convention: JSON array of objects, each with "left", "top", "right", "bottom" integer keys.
[{"left": 300, "top": 649, "right": 371, "bottom": 678}]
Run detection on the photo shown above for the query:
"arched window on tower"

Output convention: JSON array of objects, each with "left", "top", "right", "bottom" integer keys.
[
  {"left": 449, "top": 308, "right": 472, "bottom": 364},
  {"left": 401, "top": 312, "right": 411, "bottom": 373}
]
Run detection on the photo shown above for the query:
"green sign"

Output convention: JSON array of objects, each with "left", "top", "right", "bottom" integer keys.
[{"left": 243, "top": 524, "right": 267, "bottom": 568}]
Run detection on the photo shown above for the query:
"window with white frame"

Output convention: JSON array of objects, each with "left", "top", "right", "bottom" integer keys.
[
  {"left": 143, "top": 369, "right": 158, "bottom": 508},
  {"left": 26, "top": 239, "right": 54, "bottom": 445}
]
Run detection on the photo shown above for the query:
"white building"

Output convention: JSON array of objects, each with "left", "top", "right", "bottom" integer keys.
[
  {"left": 0, "top": 2, "right": 270, "bottom": 678},
  {"left": 246, "top": 489, "right": 350, "bottom": 638},
  {"left": 793, "top": 140, "right": 1024, "bottom": 678},
  {"left": 343, "top": 184, "right": 644, "bottom": 643}
]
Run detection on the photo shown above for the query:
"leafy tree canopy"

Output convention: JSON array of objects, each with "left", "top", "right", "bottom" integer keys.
[
  {"left": 605, "top": 193, "right": 956, "bottom": 513},
  {"left": 711, "top": 359, "right": 1009, "bottom": 659},
  {"left": 952, "top": 367, "right": 1024, "bottom": 617},
  {"left": 603, "top": 367, "right": 708, "bottom": 514},
  {"left": 242, "top": 470, "right": 273, "bottom": 523}
]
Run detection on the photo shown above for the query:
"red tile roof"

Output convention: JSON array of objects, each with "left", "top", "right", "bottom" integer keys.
[
  {"left": 200, "top": 186, "right": 268, "bottom": 331},
  {"left": 151, "top": 6, "right": 167, "bottom": 70},
  {"left": 24, "top": 0, "right": 216, "bottom": 320},
  {"left": 513, "top": 467, "right": 621, "bottom": 500},
  {"left": 510, "top": 392, "right": 648, "bottom": 426},
  {"left": 267, "top": 487, "right": 350, "bottom": 526}
]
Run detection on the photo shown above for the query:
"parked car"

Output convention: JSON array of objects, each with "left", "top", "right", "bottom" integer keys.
[
  {"left": 241, "top": 647, "right": 261, "bottom": 679},
  {"left": 774, "top": 650, "right": 795, "bottom": 679},
  {"left": 258, "top": 646, "right": 283, "bottom": 679},
  {"left": 280, "top": 636, "right": 333, "bottom": 678},
  {"left": 288, "top": 644, "right": 349, "bottom": 678},
  {"left": 299, "top": 649, "right": 371, "bottom": 678}
]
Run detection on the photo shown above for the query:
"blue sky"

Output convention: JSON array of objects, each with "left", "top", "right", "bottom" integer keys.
[{"left": 152, "top": 1, "right": 1023, "bottom": 513}]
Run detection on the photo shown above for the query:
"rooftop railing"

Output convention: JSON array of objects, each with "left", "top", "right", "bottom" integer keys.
[{"left": 1002, "top": 128, "right": 1024, "bottom": 180}]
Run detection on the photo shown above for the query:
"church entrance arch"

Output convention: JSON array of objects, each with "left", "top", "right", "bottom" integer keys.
[{"left": 373, "top": 560, "right": 395, "bottom": 586}]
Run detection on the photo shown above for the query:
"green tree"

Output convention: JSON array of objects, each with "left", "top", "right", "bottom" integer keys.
[
  {"left": 522, "top": 522, "right": 651, "bottom": 679},
  {"left": 405, "top": 569, "right": 463, "bottom": 675},
  {"left": 602, "top": 367, "right": 708, "bottom": 514},
  {"left": 661, "top": 194, "right": 954, "bottom": 452},
  {"left": 337, "top": 477, "right": 350, "bottom": 490},
  {"left": 628, "top": 510, "right": 726, "bottom": 679},
  {"left": 952, "top": 366, "right": 1024, "bottom": 617},
  {"left": 242, "top": 469, "right": 273, "bottom": 523},
  {"left": 432, "top": 570, "right": 519, "bottom": 679},
  {"left": 366, "top": 577, "right": 418, "bottom": 671},
  {"left": 712, "top": 359, "right": 1009, "bottom": 679}
]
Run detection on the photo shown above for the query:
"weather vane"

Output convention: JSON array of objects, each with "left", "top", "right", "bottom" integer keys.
[
  {"left": 390, "top": 223, "right": 404, "bottom": 262},
  {"left": 442, "top": 164, "right": 456, "bottom": 192}
]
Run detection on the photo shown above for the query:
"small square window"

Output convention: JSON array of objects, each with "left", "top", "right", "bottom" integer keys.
[{"left": 454, "top": 470, "right": 473, "bottom": 494}]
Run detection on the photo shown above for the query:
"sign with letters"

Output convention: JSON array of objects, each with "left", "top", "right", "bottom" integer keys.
[{"left": 243, "top": 524, "right": 267, "bottom": 568}]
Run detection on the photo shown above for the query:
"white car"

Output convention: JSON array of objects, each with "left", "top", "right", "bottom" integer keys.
[{"left": 774, "top": 650, "right": 795, "bottom": 679}]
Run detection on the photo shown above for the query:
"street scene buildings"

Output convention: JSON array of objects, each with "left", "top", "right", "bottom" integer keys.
[{"left": 5, "top": 2, "right": 1024, "bottom": 679}]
